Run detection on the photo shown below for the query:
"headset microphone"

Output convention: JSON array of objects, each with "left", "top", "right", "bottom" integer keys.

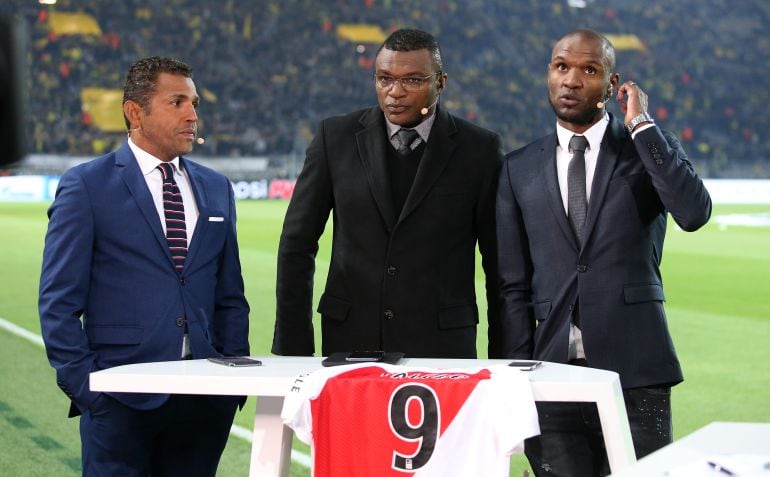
[
  {"left": 421, "top": 96, "right": 439, "bottom": 116},
  {"left": 597, "top": 93, "right": 610, "bottom": 109},
  {"left": 196, "top": 137, "right": 205, "bottom": 145},
  {"left": 597, "top": 87, "right": 613, "bottom": 109}
]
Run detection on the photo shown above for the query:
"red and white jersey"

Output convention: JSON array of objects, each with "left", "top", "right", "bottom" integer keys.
[{"left": 281, "top": 363, "right": 540, "bottom": 477}]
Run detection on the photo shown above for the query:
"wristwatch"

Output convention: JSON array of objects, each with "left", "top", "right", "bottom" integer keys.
[{"left": 625, "top": 112, "right": 654, "bottom": 133}]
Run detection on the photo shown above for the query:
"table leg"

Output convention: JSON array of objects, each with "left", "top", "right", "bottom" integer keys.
[
  {"left": 595, "top": 382, "right": 636, "bottom": 473},
  {"left": 249, "top": 396, "right": 294, "bottom": 477}
]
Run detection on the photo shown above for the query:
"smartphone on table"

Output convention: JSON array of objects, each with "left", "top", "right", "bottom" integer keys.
[
  {"left": 344, "top": 351, "right": 386, "bottom": 362},
  {"left": 508, "top": 360, "right": 542, "bottom": 371},
  {"left": 207, "top": 356, "right": 263, "bottom": 367}
]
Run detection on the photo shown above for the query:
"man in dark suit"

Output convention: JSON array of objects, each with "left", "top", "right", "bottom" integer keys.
[
  {"left": 39, "top": 57, "right": 250, "bottom": 476},
  {"left": 496, "top": 30, "right": 712, "bottom": 476},
  {"left": 273, "top": 29, "right": 503, "bottom": 359}
]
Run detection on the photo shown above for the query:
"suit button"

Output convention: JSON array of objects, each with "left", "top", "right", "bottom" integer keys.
[
  {"left": 386, "top": 266, "right": 397, "bottom": 276},
  {"left": 180, "top": 277, "right": 186, "bottom": 285},
  {"left": 384, "top": 309, "right": 394, "bottom": 320},
  {"left": 577, "top": 264, "right": 587, "bottom": 272},
  {"left": 176, "top": 317, "right": 186, "bottom": 327}
]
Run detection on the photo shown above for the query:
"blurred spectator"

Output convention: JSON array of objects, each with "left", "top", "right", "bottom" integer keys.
[{"left": 1, "top": 0, "right": 768, "bottom": 175}]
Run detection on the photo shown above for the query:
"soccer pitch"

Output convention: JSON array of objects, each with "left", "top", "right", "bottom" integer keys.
[{"left": 1, "top": 200, "right": 768, "bottom": 476}]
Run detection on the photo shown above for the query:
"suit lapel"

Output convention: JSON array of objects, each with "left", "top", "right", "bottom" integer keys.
[
  {"left": 356, "top": 107, "right": 397, "bottom": 230},
  {"left": 582, "top": 115, "right": 624, "bottom": 248},
  {"left": 115, "top": 143, "right": 175, "bottom": 267},
  {"left": 541, "top": 134, "right": 579, "bottom": 251},
  {"left": 180, "top": 157, "right": 206, "bottom": 267},
  {"left": 398, "top": 107, "right": 455, "bottom": 223}
]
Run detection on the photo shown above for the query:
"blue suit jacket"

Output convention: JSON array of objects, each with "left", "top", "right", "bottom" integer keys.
[
  {"left": 39, "top": 142, "right": 250, "bottom": 416},
  {"left": 496, "top": 114, "right": 712, "bottom": 389}
]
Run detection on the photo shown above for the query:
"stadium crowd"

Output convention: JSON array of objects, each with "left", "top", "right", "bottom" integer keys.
[{"left": 2, "top": 0, "right": 768, "bottom": 177}]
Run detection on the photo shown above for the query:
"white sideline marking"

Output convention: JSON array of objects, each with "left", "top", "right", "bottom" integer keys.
[
  {"left": 0, "top": 316, "right": 45, "bottom": 347},
  {"left": 0, "top": 316, "right": 311, "bottom": 469},
  {"left": 714, "top": 213, "right": 770, "bottom": 229},
  {"left": 229, "top": 424, "right": 312, "bottom": 468}
]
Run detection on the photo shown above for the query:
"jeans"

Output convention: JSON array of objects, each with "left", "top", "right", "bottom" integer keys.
[{"left": 525, "top": 386, "right": 672, "bottom": 477}]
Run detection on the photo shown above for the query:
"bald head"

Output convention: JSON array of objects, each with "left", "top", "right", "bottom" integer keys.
[
  {"left": 547, "top": 28, "right": 620, "bottom": 131},
  {"left": 555, "top": 29, "right": 616, "bottom": 75}
]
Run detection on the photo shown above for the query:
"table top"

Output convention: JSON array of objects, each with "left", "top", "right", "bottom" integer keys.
[
  {"left": 90, "top": 356, "right": 622, "bottom": 399},
  {"left": 609, "top": 421, "right": 770, "bottom": 476}
]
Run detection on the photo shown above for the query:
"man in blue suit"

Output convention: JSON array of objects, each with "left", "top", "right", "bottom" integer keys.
[
  {"left": 39, "top": 57, "right": 250, "bottom": 476},
  {"left": 496, "top": 30, "right": 712, "bottom": 476}
]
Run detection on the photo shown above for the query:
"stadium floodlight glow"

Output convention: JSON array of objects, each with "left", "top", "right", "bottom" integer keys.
[{"left": 39, "top": 0, "right": 57, "bottom": 5}]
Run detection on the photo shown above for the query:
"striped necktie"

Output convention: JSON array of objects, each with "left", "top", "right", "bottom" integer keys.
[{"left": 157, "top": 162, "right": 187, "bottom": 271}]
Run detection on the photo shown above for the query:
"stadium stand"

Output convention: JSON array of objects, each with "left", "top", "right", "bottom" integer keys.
[{"left": 1, "top": 0, "right": 768, "bottom": 177}]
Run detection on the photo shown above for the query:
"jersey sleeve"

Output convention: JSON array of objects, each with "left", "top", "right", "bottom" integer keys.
[
  {"left": 281, "top": 372, "right": 315, "bottom": 444},
  {"left": 491, "top": 366, "right": 540, "bottom": 455}
]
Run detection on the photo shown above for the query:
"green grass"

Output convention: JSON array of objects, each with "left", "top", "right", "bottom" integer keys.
[{"left": 1, "top": 201, "right": 768, "bottom": 476}]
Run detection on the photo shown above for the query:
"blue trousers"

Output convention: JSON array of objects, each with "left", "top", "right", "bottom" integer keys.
[
  {"left": 525, "top": 386, "right": 672, "bottom": 477},
  {"left": 79, "top": 394, "right": 238, "bottom": 477}
]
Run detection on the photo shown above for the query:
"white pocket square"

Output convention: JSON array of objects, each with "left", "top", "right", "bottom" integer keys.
[{"left": 208, "top": 216, "right": 224, "bottom": 222}]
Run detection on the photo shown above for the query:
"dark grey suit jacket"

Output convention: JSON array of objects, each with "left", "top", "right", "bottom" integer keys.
[
  {"left": 273, "top": 105, "right": 503, "bottom": 358},
  {"left": 496, "top": 114, "right": 712, "bottom": 388}
]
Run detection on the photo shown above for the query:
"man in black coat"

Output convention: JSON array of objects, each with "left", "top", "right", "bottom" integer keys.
[{"left": 273, "top": 29, "right": 503, "bottom": 359}]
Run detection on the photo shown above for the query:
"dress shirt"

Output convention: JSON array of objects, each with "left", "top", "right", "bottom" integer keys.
[
  {"left": 128, "top": 138, "right": 199, "bottom": 242},
  {"left": 385, "top": 110, "right": 436, "bottom": 151},
  {"left": 128, "top": 138, "right": 199, "bottom": 358},
  {"left": 555, "top": 114, "right": 610, "bottom": 360},
  {"left": 555, "top": 113, "right": 610, "bottom": 213}
]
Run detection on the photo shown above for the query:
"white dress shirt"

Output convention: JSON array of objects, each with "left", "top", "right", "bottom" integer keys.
[
  {"left": 554, "top": 114, "right": 610, "bottom": 360},
  {"left": 128, "top": 138, "right": 199, "bottom": 242},
  {"left": 128, "top": 138, "right": 199, "bottom": 358}
]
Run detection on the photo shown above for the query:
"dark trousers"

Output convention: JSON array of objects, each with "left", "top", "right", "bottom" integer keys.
[
  {"left": 525, "top": 386, "right": 672, "bottom": 477},
  {"left": 79, "top": 394, "right": 238, "bottom": 477}
]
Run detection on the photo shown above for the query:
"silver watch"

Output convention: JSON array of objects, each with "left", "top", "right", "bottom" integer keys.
[{"left": 625, "top": 112, "right": 654, "bottom": 133}]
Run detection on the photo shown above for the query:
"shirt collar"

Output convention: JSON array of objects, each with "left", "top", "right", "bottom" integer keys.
[
  {"left": 384, "top": 109, "right": 436, "bottom": 144},
  {"left": 556, "top": 112, "right": 609, "bottom": 153},
  {"left": 127, "top": 138, "right": 182, "bottom": 176}
]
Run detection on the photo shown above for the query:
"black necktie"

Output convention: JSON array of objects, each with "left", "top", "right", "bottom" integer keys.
[
  {"left": 157, "top": 162, "right": 187, "bottom": 271},
  {"left": 567, "top": 135, "right": 589, "bottom": 245},
  {"left": 396, "top": 128, "right": 419, "bottom": 157}
]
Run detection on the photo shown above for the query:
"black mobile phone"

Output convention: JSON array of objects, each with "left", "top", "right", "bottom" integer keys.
[
  {"left": 508, "top": 360, "right": 542, "bottom": 371},
  {"left": 345, "top": 351, "right": 385, "bottom": 362},
  {"left": 207, "top": 357, "right": 263, "bottom": 367}
]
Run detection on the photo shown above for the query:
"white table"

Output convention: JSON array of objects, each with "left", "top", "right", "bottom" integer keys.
[
  {"left": 90, "top": 357, "right": 635, "bottom": 476},
  {"left": 609, "top": 421, "right": 770, "bottom": 476}
]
